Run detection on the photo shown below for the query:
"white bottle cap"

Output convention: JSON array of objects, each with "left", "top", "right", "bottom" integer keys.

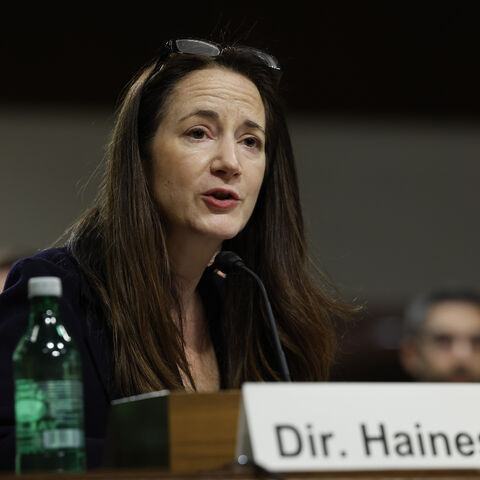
[{"left": 28, "top": 276, "right": 62, "bottom": 298}]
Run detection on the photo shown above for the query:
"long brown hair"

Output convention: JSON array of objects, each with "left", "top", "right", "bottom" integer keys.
[{"left": 64, "top": 43, "right": 355, "bottom": 396}]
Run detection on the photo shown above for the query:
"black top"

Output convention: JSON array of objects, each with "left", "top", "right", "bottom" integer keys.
[{"left": 0, "top": 246, "right": 225, "bottom": 470}]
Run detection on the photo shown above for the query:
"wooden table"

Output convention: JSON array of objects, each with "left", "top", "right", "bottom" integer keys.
[
  {"left": 0, "top": 467, "right": 480, "bottom": 479},
  {"left": 4, "top": 391, "right": 479, "bottom": 479}
]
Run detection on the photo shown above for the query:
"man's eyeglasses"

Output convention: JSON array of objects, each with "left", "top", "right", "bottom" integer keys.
[{"left": 153, "top": 38, "right": 281, "bottom": 74}]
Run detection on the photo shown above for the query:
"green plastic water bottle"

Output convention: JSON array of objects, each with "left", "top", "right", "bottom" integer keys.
[{"left": 13, "top": 276, "right": 86, "bottom": 473}]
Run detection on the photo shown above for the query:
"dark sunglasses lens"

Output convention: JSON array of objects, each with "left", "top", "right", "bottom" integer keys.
[{"left": 175, "top": 39, "right": 221, "bottom": 57}]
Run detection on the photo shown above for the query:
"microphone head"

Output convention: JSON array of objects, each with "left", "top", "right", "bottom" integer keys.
[{"left": 213, "top": 251, "right": 245, "bottom": 273}]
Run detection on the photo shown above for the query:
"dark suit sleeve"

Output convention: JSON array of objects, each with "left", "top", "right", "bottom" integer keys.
[{"left": 0, "top": 253, "right": 112, "bottom": 470}]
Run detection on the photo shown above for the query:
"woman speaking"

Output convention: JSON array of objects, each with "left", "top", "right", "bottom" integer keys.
[{"left": 0, "top": 38, "right": 353, "bottom": 468}]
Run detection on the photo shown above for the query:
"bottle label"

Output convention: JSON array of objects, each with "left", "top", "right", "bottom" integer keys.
[
  {"left": 15, "top": 379, "right": 85, "bottom": 453},
  {"left": 42, "top": 429, "right": 83, "bottom": 449}
]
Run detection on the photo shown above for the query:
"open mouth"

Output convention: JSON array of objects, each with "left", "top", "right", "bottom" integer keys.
[
  {"left": 202, "top": 189, "right": 239, "bottom": 209},
  {"left": 210, "top": 191, "right": 234, "bottom": 200},
  {"left": 204, "top": 189, "right": 239, "bottom": 200}
]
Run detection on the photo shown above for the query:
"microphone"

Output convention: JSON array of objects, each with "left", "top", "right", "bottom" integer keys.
[{"left": 213, "top": 251, "right": 291, "bottom": 382}]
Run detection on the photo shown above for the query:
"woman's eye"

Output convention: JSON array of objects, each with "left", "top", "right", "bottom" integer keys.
[
  {"left": 187, "top": 128, "right": 207, "bottom": 140},
  {"left": 243, "top": 136, "right": 262, "bottom": 150}
]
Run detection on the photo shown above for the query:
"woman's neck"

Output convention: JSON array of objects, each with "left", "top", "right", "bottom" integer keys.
[
  {"left": 166, "top": 230, "right": 220, "bottom": 342},
  {"left": 165, "top": 232, "right": 222, "bottom": 391},
  {"left": 166, "top": 232, "right": 220, "bottom": 299}
]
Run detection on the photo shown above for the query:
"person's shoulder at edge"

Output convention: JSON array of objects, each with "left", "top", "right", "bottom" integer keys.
[
  {"left": 1, "top": 245, "right": 81, "bottom": 338},
  {"left": 2, "top": 247, "right": 83, "bottom": 301},
  {"left": 0, "top": 245, "right": 90, "bottom": 358},
  {"left": 5, "top": 246, "right": 74, "bottom": 277}
]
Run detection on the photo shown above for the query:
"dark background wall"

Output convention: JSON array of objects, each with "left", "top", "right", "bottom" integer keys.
[
  {"left": 3, "top": 3, "right": 480, "bottom": 117},
  {"left": 2, "top": 2, "right": 480, "bottom": 380}
]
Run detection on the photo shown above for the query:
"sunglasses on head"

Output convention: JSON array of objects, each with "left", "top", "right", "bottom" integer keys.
[{"left": 153, "top": 38, "right": 281, "bottom": 73}]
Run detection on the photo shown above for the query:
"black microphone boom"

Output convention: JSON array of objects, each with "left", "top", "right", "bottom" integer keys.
[{"left": 214, "top": 251, "right": 292, "bottom": 382}]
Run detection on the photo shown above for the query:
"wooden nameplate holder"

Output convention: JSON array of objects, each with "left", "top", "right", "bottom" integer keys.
[{"left": 102, "top": 389, "right": 241, "bottom": 472}]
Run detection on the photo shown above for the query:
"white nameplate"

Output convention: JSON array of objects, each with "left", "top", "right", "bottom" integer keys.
[{"left": 236, "top": 382, "right": 480, "bottom": 472}]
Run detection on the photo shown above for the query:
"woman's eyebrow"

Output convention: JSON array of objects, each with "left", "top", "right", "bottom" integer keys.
[
  {"left": 244, "top": 119, "right": 265, "bottom": 134},
  {"left": 179, "top": 109, "right": 265, "bottom": 134}
]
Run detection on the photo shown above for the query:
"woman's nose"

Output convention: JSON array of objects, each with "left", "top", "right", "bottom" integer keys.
[{"left": 210, "top": 138, "right": 241, "bottom": 179}]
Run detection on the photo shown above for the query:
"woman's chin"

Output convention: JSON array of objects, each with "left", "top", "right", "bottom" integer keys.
[
  {"left": 196, "top": 224, "right": 242, "bottom": 242},
  {"left": 205, "top": 229, "right": 239, "bottom": 241}
]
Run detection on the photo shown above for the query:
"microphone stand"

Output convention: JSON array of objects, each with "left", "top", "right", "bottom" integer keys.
[{"left": 214, "top": 251, "right": 292, "bottom": 382}]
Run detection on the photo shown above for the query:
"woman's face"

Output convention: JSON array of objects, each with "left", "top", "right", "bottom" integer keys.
[{"left": 150, "top": 67, "right": 266, "bottom": 243}]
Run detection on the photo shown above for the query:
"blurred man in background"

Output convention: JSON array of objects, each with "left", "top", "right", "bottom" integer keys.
[{"left": 399, "top": 287, "right": 480, "bottom": 382}]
